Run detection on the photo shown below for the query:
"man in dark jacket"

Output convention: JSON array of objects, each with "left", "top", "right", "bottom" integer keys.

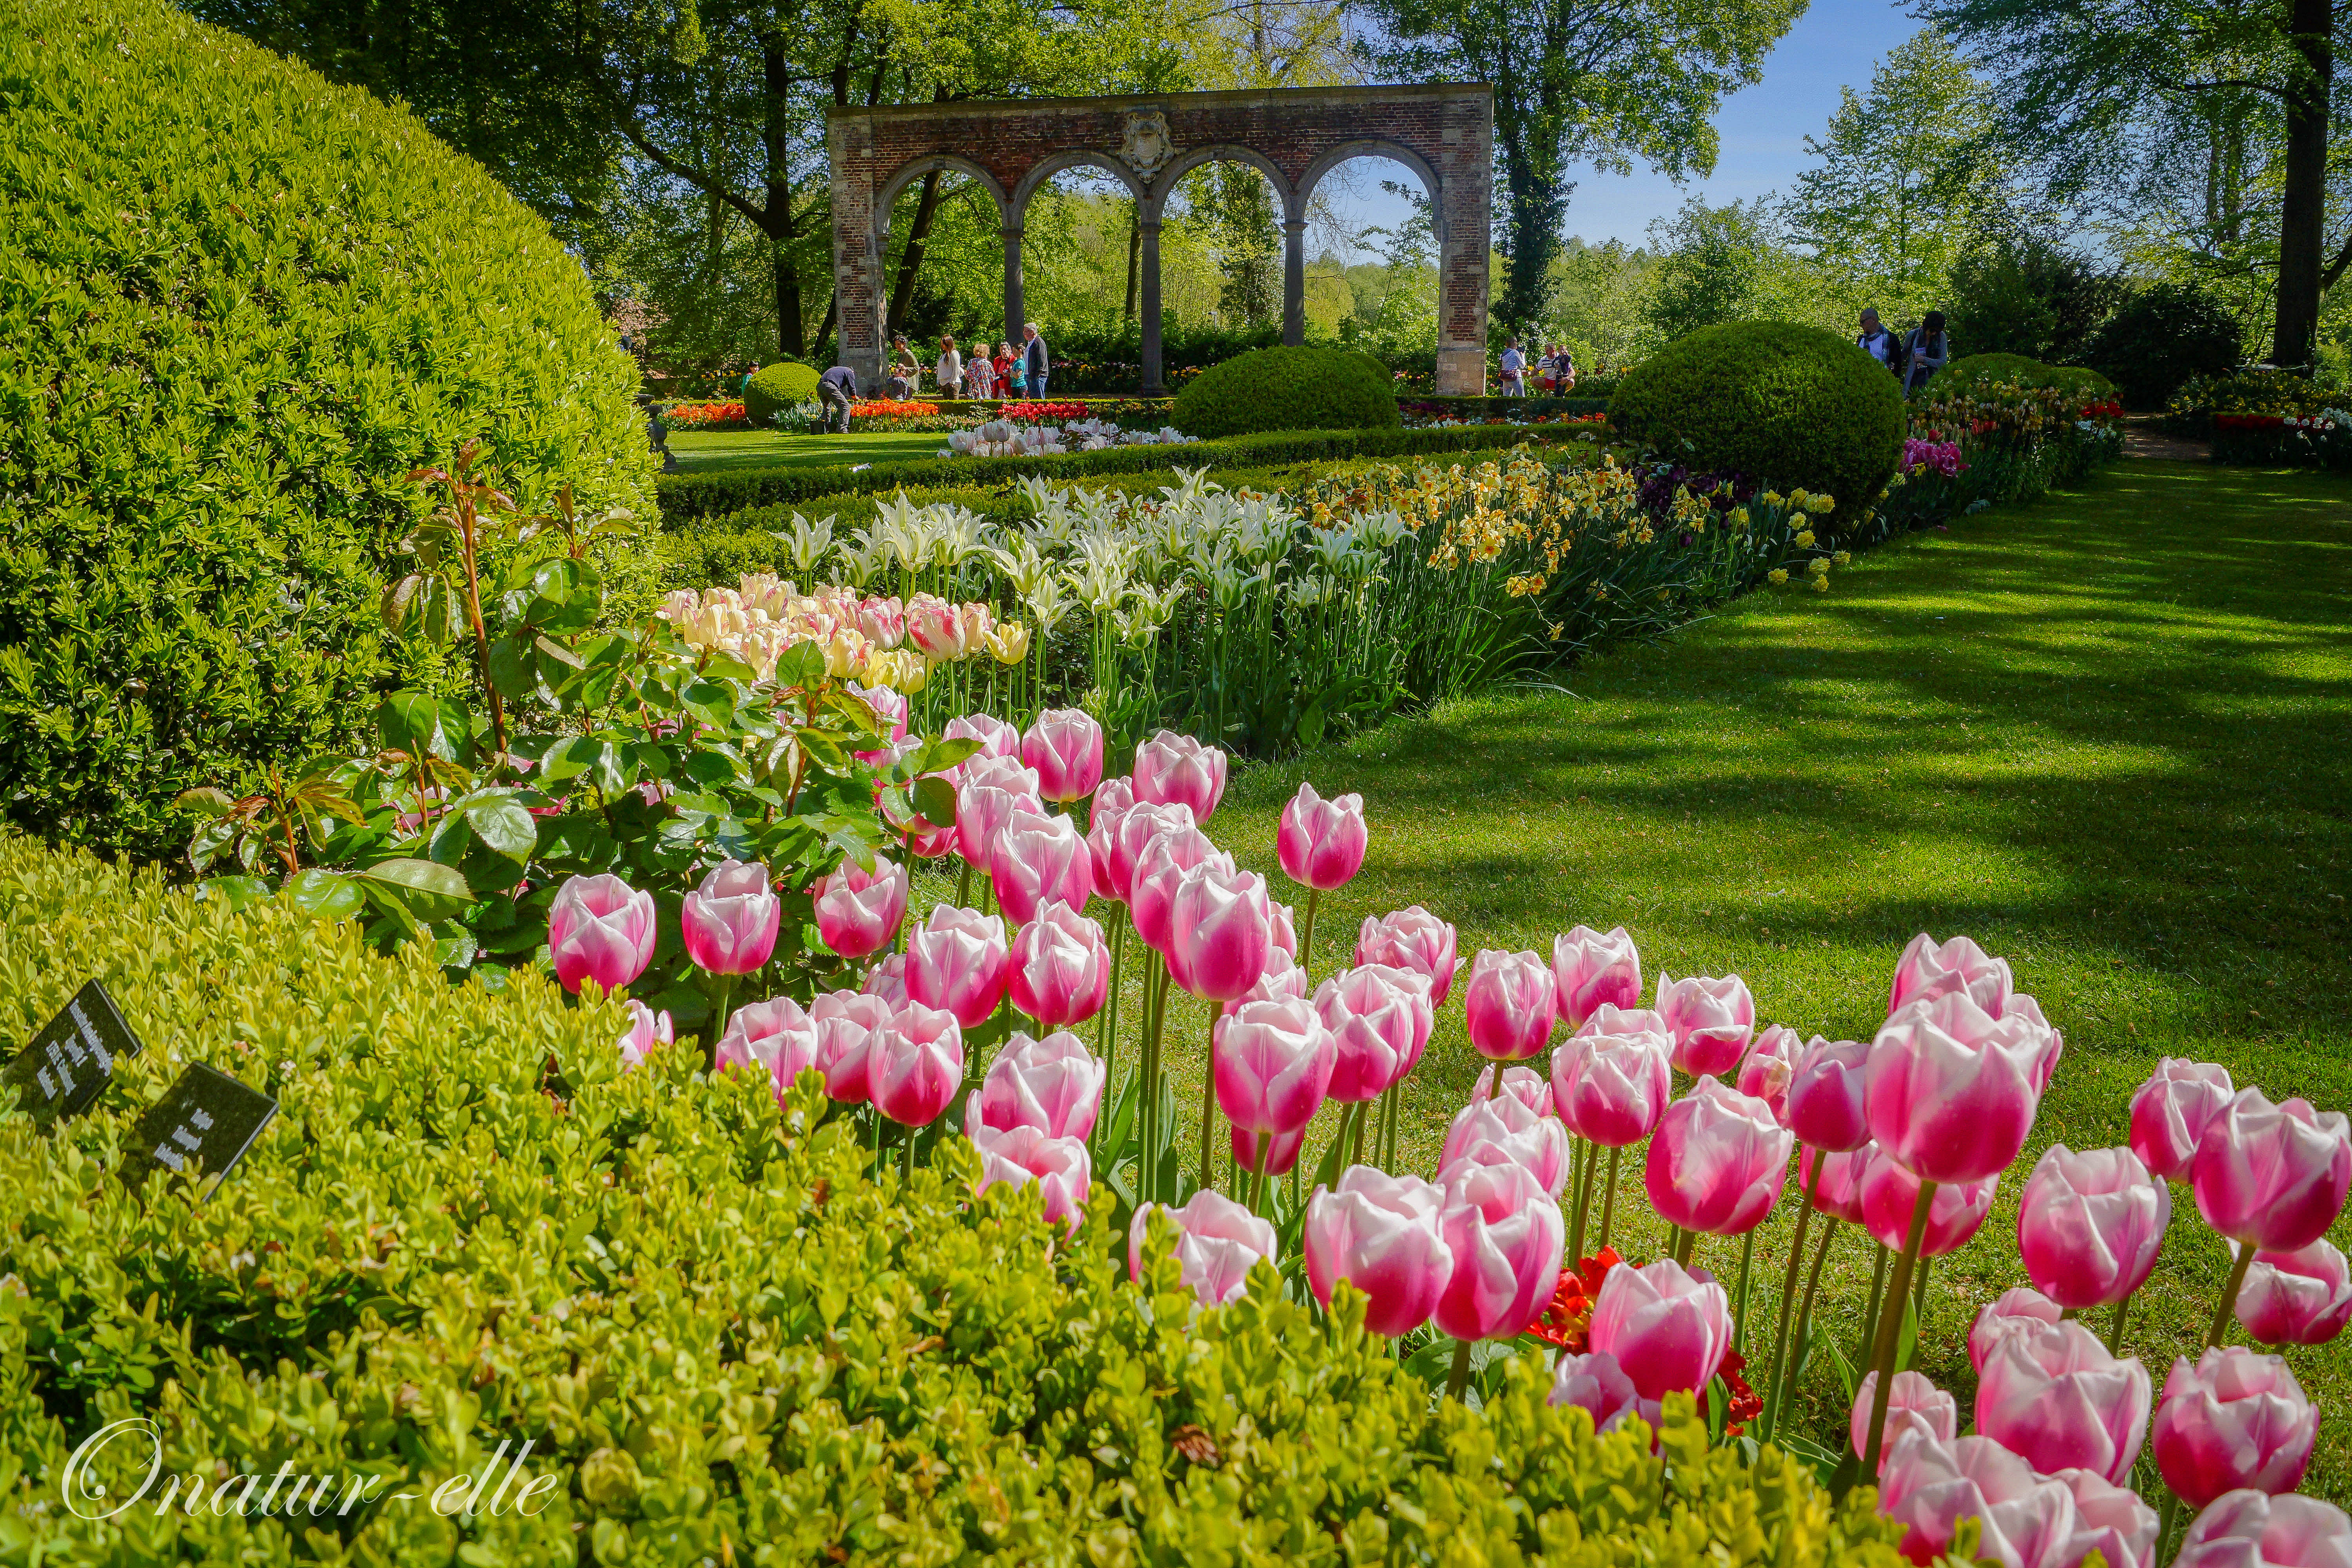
[
  {"left": 1023, "top": 322, "right": 1049, "bottom": 400},
  {"left": 818, "top": 365, "right": 857, "bottom": 434}
]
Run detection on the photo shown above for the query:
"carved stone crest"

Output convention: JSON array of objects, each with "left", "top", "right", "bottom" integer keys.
[{"left": 1118, "top": 109, "right": 1176, "bottom": 177}]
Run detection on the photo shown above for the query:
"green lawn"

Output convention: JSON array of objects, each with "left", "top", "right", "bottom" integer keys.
[
  {"left": 1179, "top": 457, "right": 2350, "bottom": 1495},
  {"left": 669, "top": 428, "right": 950, "bottom": 474}
]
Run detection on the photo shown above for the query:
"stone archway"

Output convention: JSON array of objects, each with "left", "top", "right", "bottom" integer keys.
[{"left": 827, "top": 83, "right": 1494, "bottom": 395}]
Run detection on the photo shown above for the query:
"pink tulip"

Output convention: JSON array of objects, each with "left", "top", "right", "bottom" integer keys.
[
  {"left": 2172, "top": 1491, "right": 2351, "bottom": 1568},
  {"left": 1085, "top": 777, "right": 1137, "bottom": 899},
  {"left": 2130, "top": 1058, "right": 2236, "bottom": 1181},
  {"left": 1318, "top": 964, "right": 1435, "bottom": 1102},
  {"left": 885, "top": 786, "right": 958, "bottom": 860},
  {"left": 1356, "top": 906, "right": 1460, "bottom": 1004},
  {"left": 1463, "top": 949, "right": 1558, "bottom": 1060},
  {"left": 713, "top": 994, "right": 819, "bottom": 1097},
  {"left": 956, "top": 777, "right": 1040, "bottom": 867},
  {"left": 1575, "top": 1001, "right": 1671, "bottom": 1037},
  {"left": 1168, "top": 864, "right": 1275, "bottom": 1002},
  {"left": 848, "top": 681, "right": 909, "bottom": 747},
  {"left": 1860, "top": 1143, "right": 1999, "bottom": 1256},
  {"left": 1550, "top": 1026, "right": 1673, "bottom": 1147},
  {"left": 991, "top": 807, "right": 1094, "bottom": 925},
  {"left": 2192, "top": 1088, "right": 2352, "bottom": 1252},
  {"left": 1550, "top": 925, "right": 1642, "bottom": 1029},
  {"left": 812, "top": 857, "right": 908, "bottom": 958},
  {"left": 1223, "top": 947, "right": 1310, "bottom": 1016},
  {"left": 1655, "top": 973, "right": 1755, "bottom": 1076},
  {"left": 1878, "top": 1435, "right": 2083, "bottom": 1568},
  {"left": 681, "top": 859, "right": 782, "bottom": 975},
  {"left": 1784, "top": 1035, "right": 1872, "bottom": 1152},
  {"left": 858, "top": 595, "right": 906, "bottom": 649},
  {"left": 1801, "top": 1143, "right": 1872, "bottom": 1224},
  {"left": 2052, "top": 1467, "right": 2161, "bottom": 1568},
  {"left": 1129, "top": 1190, "right": 1278, "bottom": 1305},
  {"left": 1548, "top": 1350, "right": 1641, "bottom": 1432},
  {"left": 1587, "top": 1258, "right": 1731, "bottom": 1400},
  {"left": 1214, "top": 996, "right": 1336, "bottom": 1136},
  {"left": 2018, "top": 1145, "right": 2171, "bottom": 1308},
  {"left": 1097, "top": 798, "right": 1191, "bottom": 905},
  {"left": 1269, "top": 898, "right": 1298, "bottom": 960},
  {"left": 1971, "top": 1285, "right": 2063, "bottom": 1374},
  {"left": 548, "top": 873, "right": 657, "bottom": 993},
  {"left": 969, "top": 1122, "right": 1090, "bottom": 1234},
  {"left": 944, "top": 711, "right": 1020, "bottom": 768},
  {"left": 1276, "top": 781, "right": 1368, "bottom": 889},
  {"left": 904, "top": 905, "right": 1008, "bottom": 1028},
  {"left": 616, "top": 999, "right": 672, "bottom": 1071},
  {"left": 1233, "top": 1123, "right": 1309, "bottom": 1176},
  {"left": 867, "top": 1002, "right": 963, "bottom": 1126},
  {"left": 1736, "top": 1023, "right": 1801, "bottom": 1119},
  {"left": 1889, "top": 931, "right": 2014, "bottom": 1018},
  {"left": 862, "top": 951, "right": 911, "bottom": 1005},
  {"left": 1473, "top": 1062, "right": 1553, "bottom": 1120},
  {"left": 1132, "top": 729, "right": 1227, "bottom": 821},
  {"left": 1976, "top": 1318, "right": 2150, "bottom": 1483},
  {"left": 904, "top": 594, "right": 959, "bottom": 657},
  {"left": 1866, "top": 991, "right": 2049, "bottom": 1185},
  {"left": 2008, "top": 991, "right": 2068, "bottom": 1093},
  {"left": 1022, "top": 708, "right": 1104, "bottom": 802},
  {"left": 1851, "top": 1370, "right": 1958, "bottom": 1472},
  {"left": 1128, "top": 823, "right": 1224, "bottom": 954},
  {"left": 1440, "top": 1094, "right": 1571, "bottom": 1196},
  {"left": 1434, "top": 1158, "right": 1566, "bottom": 1341},
  {"left": 2152, "top": 1348, "right": 2318, "bottom": 1507},
  {"left": 969, "top": 1029, "right": 1103, "bottom": 1141},
  {"left": 2237, "top": 1238, "right": 2352, "bottom": 1346},
  {"left": 812, "top": 990, "right": 894, "bottom": 1104},
  {"left": 1643, "top": 1077, "right": 1793, "bottom": 1236},
  {"left": 1007, "top": 901, "right": 1112, "bottom": 1026},
  {"left": 1303, "top": 1167, "right": 1453, "bottom": 1336}
]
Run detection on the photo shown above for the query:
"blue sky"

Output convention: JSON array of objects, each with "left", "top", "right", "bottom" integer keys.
[{"left": 1323, "top": 0, "right": 1925, "bottom": 256}]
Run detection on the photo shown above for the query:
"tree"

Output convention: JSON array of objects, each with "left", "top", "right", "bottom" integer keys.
[
  {"left": 1924, "top": 0, "right": 2347, "bottom": 365},
  {"left": 1546, "top": 237, "right": 1660, "bottom": 372},
  {"left": 1360, "top": 0, "right": 1802, "bottom": 332},
  {"left": 1643, "top": 197, "right": 1778, "bottom": 342},
  {"left": 1945, "top": 234, "right": 2122, "bottom": 362}
]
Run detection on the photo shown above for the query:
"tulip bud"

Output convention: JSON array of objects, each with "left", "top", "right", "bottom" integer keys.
[
  {"left": 1472, "top": 1062, "right": 1553, "bottom": 1120},
  {"left": 2151, "top": 1347, "right": 2318, "bottom": 1507},
  {"left": 1022, "top": 707, "right": 1105, "bottom": 803},
  {"left": 904, "top": 905, "right": 1008, "bottom": 1028},
  {"left": 1434, "top": 1158, "right": 1565, "bottom": 1341},
  {"left": 1878, "top": 1435, "right": 2083, "bottom": 1568},
  {"left": 867, "top": 1002, "right": 964, "bottom": 1126},
  {"left": 990, "top": 807, "right": 1094, "bottom": 925},
  {"left": 969, "top": 1029, "right": 1103, "bottom": 1141},
  {"left": 1548, "top": 1350, "right": 1640, "bottom": 1432},
  {"left": 1318, "top": 964, "right": 1434, "bottom": 1102},
  {"left": 969, "top": 1122, "right": 1090, "bottom": 1234},
  {"left": 1859, "top": 1143, "right": 1999, "bottom": 1256},
  {"left": 1007, "top": 902, "right": 1112, "bottom": 1026},
  {"left": 548, "top": 873, "right": 657, "bottom": 994},
  {"left": 1975, "top": 1319, "right": 2151, "bottom": 1484},
  {"left": 1303, "top": 1166, "right": 1453, "bottom": 1336},
  {"left": 1168, "top": 864, "right": 1275, "bottom": 1002},
  {"left": 617, "top": 1000, "right": 673, "bottom": 1071},
  {"left": 1133, "top": 728, "right": 1227, "bottom": 821},
  {"left": 1129, "top": 1190, "right": 1278, "bottom": 1305},
  {"left": 2172, "top": 1491, "right": 2350, "bottom": 1568},
  {"left": 1851, "top": 1370, "right": 1957, "bottom": 1472},
  {"left": 2017, "top": 1145, "right": 2171, "bottom": 1308},
  {"left": 1214, "top": 996, "right": 1337, "bottom": 1136},
  {"left": 1784, "top": 1035, "right": 1871, "bottom": 1152},
  {"left": 1865, "top": 992, "right": 2049, "bottom": 1185},
  {"left": 812, "top": 857, "right": 908, "bottom": 959},
  {"left": 2236, "top": 1238, "right": 2352, "bottom": 1347},
  {"left": 1277, "top": 781, "right": 1368, "bottom": 890},
  {"left": 1644, "top": 1077, "right": 1793, "bottom": 1236},
  {"left": 1356, "top": 906, "right": 1460, "bottom": 1004},
  {"left": 1551, "top": 1027, "right": 1673, "bottom": 1147},
  {"left": 1655, "top": 973, "right": 1755, "bottom": 1077},
  {"left": 1970, "top": 1285, "right": 2063, "bottom": 1374},
  {"left": 1889, "top": 931, "right": 2014, "bottom": 1018},
  {"left": 1801, "top": 1143, "right": 1873, "bottom": 1224},
  {"left": 681, "top": 858, "right": 782, "bottom": 976},
  {"left": 713, "top": 995, "right": 819, "bottom": 1102},
  {"left": 1463, "top": 949, "right": 1558, "bottom": 1060},
  {"left": 1587, "top": 1258, "right": 1731, "bottom": 1400},
  {"left": 1440, "top": 1094, "right": 1571, "bottom": 1196},
  {"left": 1233, "top": 1123, "right": 1309, "bottom": 1176},
  {"left": 1736, "top": 1022, "right": 1801, "bottom": 1119},
  {"left": 1550, "top": 925, "right": 1642, "bottom": 1029},
  {"left": 2191, "top": 1087, "right": 2351, "bottom": 1252},
  {"left": 812, "top": 989, "right": 894, "bottom": 1104},
  {"left": 2129, "top": 1058, "right": 2235, "bottom": 1181}
]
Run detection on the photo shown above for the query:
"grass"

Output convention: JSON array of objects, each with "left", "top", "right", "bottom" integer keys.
[
  {"left": 1162, "top": 457, "right": 2350, "bottom": 1497},
  {"left": 668, "top": 428, "right": 948, "bottom": 474}
]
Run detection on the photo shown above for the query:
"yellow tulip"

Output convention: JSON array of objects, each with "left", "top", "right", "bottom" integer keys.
[{"left": 985, "top": 622, "right": 1031, "bottom": 664}]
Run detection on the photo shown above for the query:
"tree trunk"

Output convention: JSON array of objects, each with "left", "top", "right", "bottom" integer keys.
[
  {"left": 885, "top": 170, "right": 944, "bottom": 339},
  {"left": 813, "top": 293, "right": 838, "bottom": 368},
  {"left": 762, "top": 38, "right": 806, "bottom": 358},
  {"left": 2274, "top": 0, "right": 2333, "bottom": 367}
]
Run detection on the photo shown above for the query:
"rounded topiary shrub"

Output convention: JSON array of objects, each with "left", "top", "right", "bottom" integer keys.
[
  {"left": 745, "top": 361, "right": 823, "bottom": 425},
  {"left": 0, "top": 0, "right": 657, "bottom": 859},
  {"left": 1609, "top": 323, "right": 1906, "bottom": 512},
  {"left": 1172, "top": 346, "right": 1402, "bottom": 438},
  {"left": 1929, "top": 353, "right": 2117, "bottom": 403}
]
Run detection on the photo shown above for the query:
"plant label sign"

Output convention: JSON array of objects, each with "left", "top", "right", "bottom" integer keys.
[
  {"left": 2, "top": 978, "right": 143, "bottom": 1129},
  {"left": 127, "top": 1063, "right": 278, "bottom": 1199}
]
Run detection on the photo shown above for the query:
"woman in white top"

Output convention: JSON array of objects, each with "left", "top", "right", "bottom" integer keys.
[{"left": 936, "top": 336, "right": 963, "bottom": 399}]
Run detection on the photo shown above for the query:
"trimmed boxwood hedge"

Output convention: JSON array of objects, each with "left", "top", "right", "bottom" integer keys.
[
  {"left": 0, "top": 833, "right": 1919, "bottom": 1565},
  {"left": 1609, "top": 322, "right": 1905, "bottom": 511},
  {"left": 1171, "top": 345, "right": 1403, "bottom": 438},
  {"left": 655, "top": 423, "right": 1586, "bottom": 526},
  {"left": 744, "top": 361, "right": 822, "bottom": 425},
  {"left": 0, "top": 0, "right": 657, "bottom": 861},
  {"left": 1926, "top": 354, "right": 2118, "bottom": 403}
]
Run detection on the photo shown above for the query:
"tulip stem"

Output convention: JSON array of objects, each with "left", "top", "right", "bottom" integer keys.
[
  {"left": 1377, "top": 1081, "right": 1400, "bottom": 1172},
  {"left": 1598, "top": 1147, "right": 1622, "bottom": 1252},
  {"left": 1912, "top": 1256, "right": 1934, "bottom": 1345},
  {"left": 2205, "top": 1240, "right": 2256, "bottom": 1349},
  {"left": 901, "top": 1119, "right": 915, "bottom": 1184},
  {"left": 1299, "top": 886, "right": 1320, "bottom": 977},
  {"left": 956, "top": 858, "right": 972, "bottom": 909},
  {"left": 706, "top": 975, "right": 737, "bottom": 1073},
  {"left": 1568, "top": 1137, "right": 1602, "bottom": 1265},
  {"left": 1138, "top": 951, "right": 1165, "bottom": 1204},
  {"left": 1094, "top": 912, "right": 1125, "bottom": 1163},
  {"left": 1445, "top": 1338, "right": 1474, "bottom": 1401},
  {"left": 2106, "top": 1290, "right": 2134, "bottom": 1357},
  {"left": 1349, "top": 1098, "right": 1368, "bottom": 1167},
  {"left": 2157, "top": 1491, "right": 2184, "bottom": 1567},
  {"left": 1733, "top": 1228, "right": 1757, "bottom": 1355},
  {"left": 1858, "top": 1243, "right": 1890, "bottom": 1372},
  {"left": 1197, "top": 1000, "right": 1219, "bottom": 1194},
  {"left": 1860, "top": 1178, "right": 1936, "bottom": 1477},
  {"left": 1780, "top": 1217, "right": 1840, "bottom": 1440},
  {"left": 1762, "top": 1152, "right": 1824, "bottom": 1443},
  {"left": 1247, "top": 1149, "right": 1269, "bottom": 1216}
]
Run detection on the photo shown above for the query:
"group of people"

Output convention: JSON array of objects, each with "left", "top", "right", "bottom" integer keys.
[
  {"left": 1857, "top": 307, "right": 1949, "bottom": 398},
  {"left": 1496, "top": 338, "right": 1579, "bottom": 397},
  {"left": 887, "top": 324, "right": 1052, "bottom": 403}
]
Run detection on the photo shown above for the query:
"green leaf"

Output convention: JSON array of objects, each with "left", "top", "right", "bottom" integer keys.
[
  {"left": 679, "top": 678, "right": 737, "bottom": 729},
  {"left": 377, "top": 690, "right": 471, "bottom": 762},
  {"left": 462, "top": 795, "right": 538, "bottom": 864},
  {"left": 524, "top": 556, "right": 603, "bottom": 633},
  {"left": 770, "top": 641, "right": 824, "bottom": 689},
  {"left": 486, "top": 633, "right": 536, "bottom": 700},
  {"left": 174, "top": 786, "right": 238, "bottom": 818},
  {"left": 534, "top": 632, "right": 586, "bottom": 670},
  {"left": 914, "top": 736, "right": 982, "bottom": 774},
  {"left": 283, "top": 868, "right": 367, "bottom": 922},
  {"left": 354, "top": 857, "right": 472, "bottom": 920},
  {"left": 912, "top": 775, "right": 958, "bottom": 826},
  {"left": 195, "top": 876, "right": 269, "bottom": 911}
]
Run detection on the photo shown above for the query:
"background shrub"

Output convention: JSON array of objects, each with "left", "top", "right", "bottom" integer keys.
[
  {"left": 2086, "top": 283, "right": 2243, "bottom": 409},
  {"left": 1928, "top": 353, "right": 2119, "bottom": 403},
  {"left": 0, "top": 833, "right": 1918, "bottom": 1566},
  {"left": 1608, "top": 321, "right": 1906, "bottom": 510},
  {"left": 0, "top": 0, "right": 655, "bottom": 862},
  {"left": 1171, "top": 345, "right": 1403, "bottom": 438},
  {"left": 744, "top": 361, "right": 822, "bottom": 425}
]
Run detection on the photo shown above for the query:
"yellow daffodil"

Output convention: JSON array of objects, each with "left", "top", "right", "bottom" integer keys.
[
  {"left": 1794, "top": 529, "right": 1815, "bottom": 548},
  {"left": 1768, "top": 568, "right": 1789, "bottom": 585}
]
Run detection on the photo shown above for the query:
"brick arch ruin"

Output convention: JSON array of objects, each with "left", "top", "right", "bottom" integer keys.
[{"left": 827, "top": 83, "right": 1494, "bottom": 396}]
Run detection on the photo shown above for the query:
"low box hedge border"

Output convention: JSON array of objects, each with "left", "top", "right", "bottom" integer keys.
[
  {"left": 654, "top": 424, "right": 1592, "bottom": 527},
  {"left": 1404, "top": 394, "right": 1613, "bottom": 419}
]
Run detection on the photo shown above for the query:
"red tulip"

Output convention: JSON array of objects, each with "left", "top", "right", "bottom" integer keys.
[
  {"left": 1007, "top": 901, "right": 1111, "bottom": 1026},
  {"left": 2017, "top": 1145, "right": 2170, "bottom": 1308},
  {"left": 2152, "top": 1348, "right": 2317, "bottom": 1508},
  {"left": 1463, "top": 949, "right": 1558, "bottom": 1060},
  {"left": 1303, "top": 1167, "right": 1453, "bottom": 1336},
  {"left": 1022, "top": 707, "right": 1104, "bottom": 802},
  {"left": 1655, "top": 973, "right": 1755, "bottom": 1076},
  {"left": 2236, "top": 1238, "right": 2352, "bottom": 1347},
  {"left": 1132, "top": 728, "right": 1227, "bottom": 821},
  {"left": 1784, "top": 1034, "right": 1871, "bottom": 1152},
  {"left": 1550, "top": 924, "right": 1642, "bottom": 1029},
  {"left": 1865, "top": 991, "right": 2049, "bottom": 1185},
  {"left": 2190, "top": 1087, "right": 2351, "bottom": 1252},
  {"left": 1889, "top": 931, "right": 2014, "bottom": 1017},
  {"left": 1550, "top": 1026, "right": 1673, "bottom": 1147},
  {"left": 1860, "top": 1143, "right": 1998, "bottom": 1256},
  {"left": 1433, "top": 1158, "right": 1565, "bottom": 1341},
  {"left": 1975, "top": 1319, "right": 2151, "bottom": 1484},
  {"left": 1643, "top": 1077, "right": 1792, "bottom": 1236},
  {"left": 1355, "top": 906, "right": 1460, "bottom": 1004},
  {"left": 1276, "top": 781, "right": 1368, "bottom": 889},
  {"left": 904, "top": 905, "right": 1008, "bottom": 1029},
  {"left": 2129, "top": 1058, "right": 2236, "bottom": 1181}
]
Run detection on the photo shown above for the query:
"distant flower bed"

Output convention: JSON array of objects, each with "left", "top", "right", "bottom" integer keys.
[
  {"left": 943, "top": 417, "right": 1200, "bottom": 458},
  {"left": 853, "top": 399, "right": 939, "bottom": 418},
  {"left": 662, "top": 400, "right": 750, "bottom": 430},
  {"left": 997, "top": 401, "right": 1087, "bottom": 423}
]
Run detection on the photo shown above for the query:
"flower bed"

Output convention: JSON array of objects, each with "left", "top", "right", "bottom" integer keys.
[
  {"left": 942, "top": 416, "right": 1199, "bottom": 457},
  {"left": 851, "top": 397, "right": 938, "bottom": 418},
  {"left": 996, "top": 400, "right": 1087, "bottom": 423},
  {"left": 659, "top": 398, "right": 750, "bottom": 430}
]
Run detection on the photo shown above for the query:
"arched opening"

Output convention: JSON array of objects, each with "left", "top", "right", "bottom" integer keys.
[
  {"left": 1298, "top": 152, "right": 1441, "bottom": 394},
  {"left": 1013, "top": 160, "right": 1153, "bottom": 394},
  {"left": 1152, "top": 151, "right": 1294, "bottom": 361},
  {"left": 871, "top": 155, "right": 1011, "bottom": 390}
]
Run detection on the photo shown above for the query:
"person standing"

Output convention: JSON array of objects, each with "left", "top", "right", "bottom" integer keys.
[
  {"left": 1024, "top": 321, "right": 1050, "bottom": 400},
  {"left": 1902, "top": 310, "right": 1950, "bottom": 398},
  {"left": 738, "top": 361, "right": 759, "bottom": 401},
  {"left": 936, "top": 335, "right": 963, "bottom": 400},
  {"left": 1005, "top": 339, "right": 1027, "bottom": 398},
  {"left": 886, "top": 335, "right": 916, "bottom": 399},
  {"left": 1856, "top": 309, "right": 1903, "bottom": 381},
  {"left": 817, "top": 364, "right": 857, "bottom": 434},
  {"left": 1499, "top": 336, "right": 1526, "bottom": 396},
  {"left": 967, "top": 347, "right": 996, "bottom": 400}
]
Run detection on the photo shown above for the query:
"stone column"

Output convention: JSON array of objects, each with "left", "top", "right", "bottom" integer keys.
[
  {"left": 1281, "top": 218, "right": 1306, "bottom": 346},
  {"left": 1140, "top": 212, "right": 1164, "bottom": 395},
  {"left": 828, "top": 116, "right": 886, "bottom": 390},
  {"left": 1002, "top": 223, "right": 1025, "bottom": 362},
  {"left": 1432, "top": 100, "right": 1494, "bottom": 396}
]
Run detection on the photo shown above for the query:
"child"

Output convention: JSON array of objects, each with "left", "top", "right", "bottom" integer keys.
[{"left": 1004, "top": 341, "right": 1027, "bottom": 399}]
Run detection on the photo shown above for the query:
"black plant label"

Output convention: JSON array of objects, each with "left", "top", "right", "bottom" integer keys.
[
  {"left": 126, "top": 1063, "right": 278, "bottom": 1199},
  {"left": 3, "top": 979, "right": 143, "bottom": 1130}
]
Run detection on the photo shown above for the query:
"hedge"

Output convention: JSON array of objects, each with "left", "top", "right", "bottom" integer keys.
[
  {"left": 655, "top": 423, "right": 1593, "bottom": 526},
  {"left": 1405, "top": 395, "right": 1612, "bottom": 419},
  {"left": 0, "top": 0, "right": 658, "bottom": 861},
  {"left": 1172, "top": 345, "right": 1404, "bottom": 438},
  {"left": 744, "top": 361, "right": 822, "bottom": 425},
  {"left": 0, "top": 834, "right": 1923, "bottom": 1565},
  {"left": 1926, "top": 354, "right": 2118, "bottom": 403}
]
